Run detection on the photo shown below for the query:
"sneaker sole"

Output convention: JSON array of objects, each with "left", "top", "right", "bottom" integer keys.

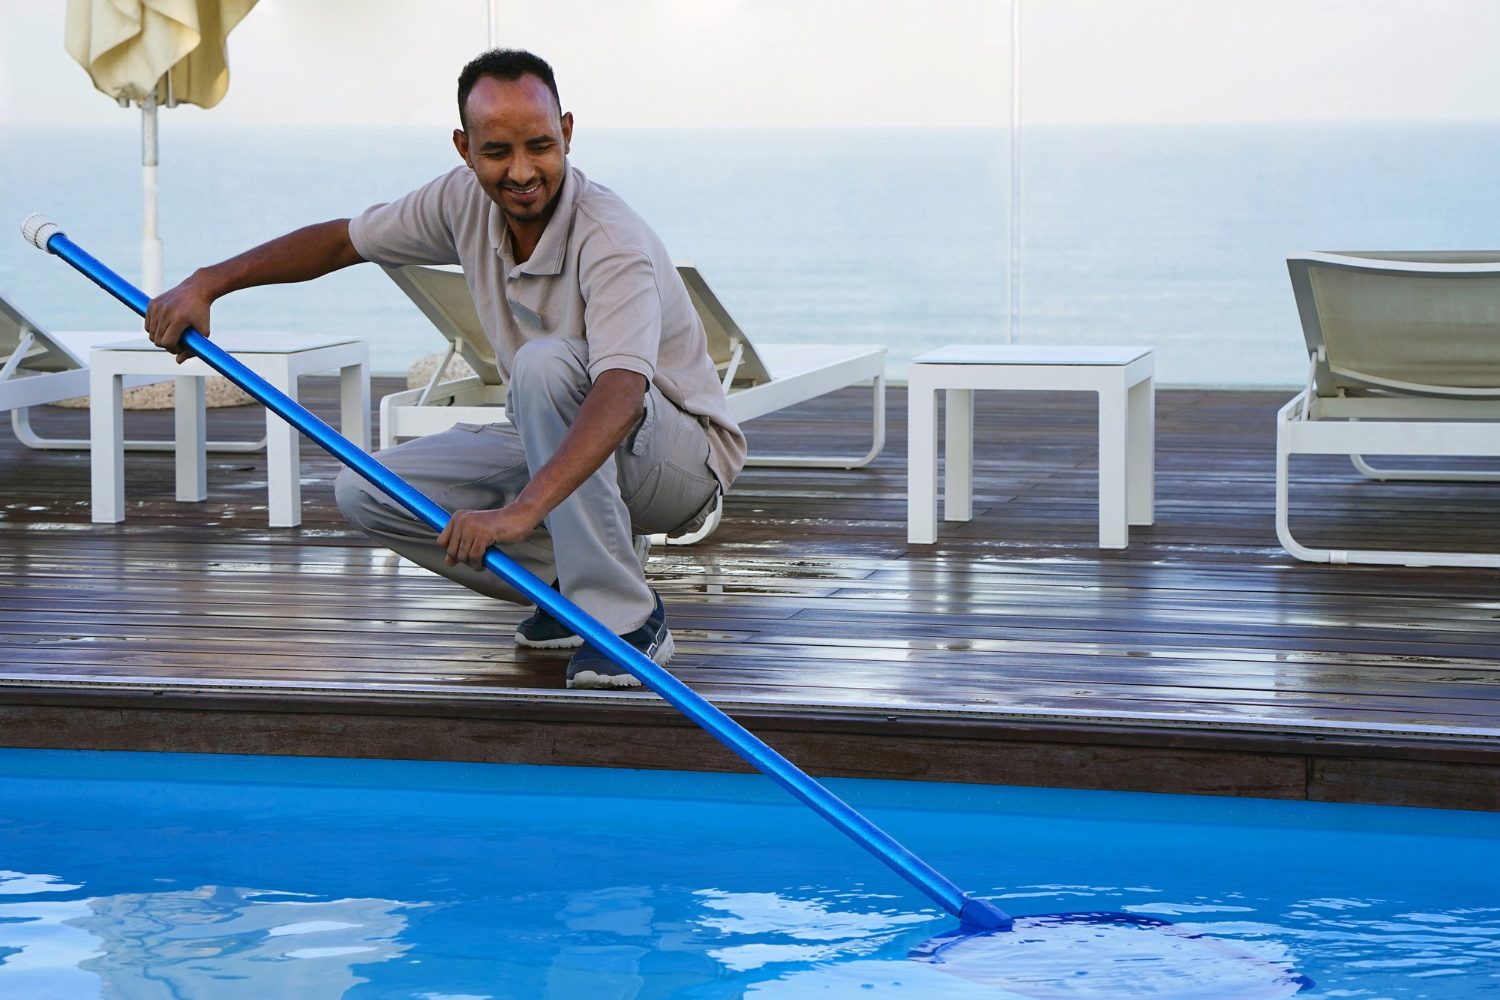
[
  {"left": 566, "top": 632, "right": 674, "bottom": 690},
  {"left": 514, "top": 632, "right": 585, "bottom": 650}
]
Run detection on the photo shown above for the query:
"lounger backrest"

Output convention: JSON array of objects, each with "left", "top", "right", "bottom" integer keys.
[
  {"left": 674, "top": 265, "right": 773, "bottom": 387},
  {"left": 387, "top": 263, "right": 775, "bottom": 389},
  {"left": 1288, "top": 252, "right": 1500, "bottom": 398},
  {"left": 382, "top": 265, "right": 505, "bottom": 385},
  {"left": 0, "top": 294, "right": 83, "bottom": 374}
]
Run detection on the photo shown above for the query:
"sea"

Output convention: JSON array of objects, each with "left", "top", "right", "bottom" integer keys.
[{"left": 5, "top": 120, "right": 1500, "bottom": 385}]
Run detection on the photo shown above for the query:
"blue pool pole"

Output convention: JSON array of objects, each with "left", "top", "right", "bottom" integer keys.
[{"left": 22, "top": 215, "right": 1011, "bottom": 933}]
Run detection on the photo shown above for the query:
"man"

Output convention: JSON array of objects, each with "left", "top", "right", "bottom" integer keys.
[{"left": 143, "top": 49, "right": 746, "bottom": 689}]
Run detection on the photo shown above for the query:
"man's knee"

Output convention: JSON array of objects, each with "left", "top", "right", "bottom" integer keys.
[
  {"left": 510, "top": 338, "right": 587, "bottom": 402},
  {"left": 334, "top": 465, "right": 374, "bottom": 528}
]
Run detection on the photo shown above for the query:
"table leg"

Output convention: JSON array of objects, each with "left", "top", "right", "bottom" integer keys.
[
  {"left": 1127, "top": 375, "right": 1155, "bottom": 526},
  {"left": 265, "top": 365, "right": 302, "bottom": 528},
  {"left": 174, "top": 375, "right": 207, "bottom": 502},
  {"left": 1096, "top": 380, "right": 1129, "bottom": 548},
  {"left": 340, "top": 359, "right": 371, "bottom": 452},
  {"left": 89, "top": 367, "right": 126, "bottom": 524},
  {"left": 906, "top": 369, "right": 940, "bottom": 544},
  {"left": 943, "top": 388, "right": 974, "bottom": 522}
]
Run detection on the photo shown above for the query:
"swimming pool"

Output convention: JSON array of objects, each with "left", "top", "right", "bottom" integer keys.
[{"left": 0, "top": 749, "right": 1495, "bottom": 998}]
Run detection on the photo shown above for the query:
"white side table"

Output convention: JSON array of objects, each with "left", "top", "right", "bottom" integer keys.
[
  {"left": 90, "top": 333, "right": 370, "bottom": 527},
  {"left": 907, "top": 345, "right": 1155, "bottom": 548}
]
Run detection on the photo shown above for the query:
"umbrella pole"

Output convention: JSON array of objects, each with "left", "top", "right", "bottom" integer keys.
[{"left": 141, "top": 91, "right": 163, "bottom": 296}]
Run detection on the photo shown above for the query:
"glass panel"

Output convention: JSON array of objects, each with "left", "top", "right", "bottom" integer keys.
[
  {"left": 540, "top": 1, "right": 1014, "bottom": 382},
  {"left": 1, "top": 1, "right": 1014, "bottom": 379},
  {"left": 1015, "top": 0, "right": 1500, "bottom": 386}
]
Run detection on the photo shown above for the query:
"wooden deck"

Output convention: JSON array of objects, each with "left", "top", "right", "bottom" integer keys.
[{"left": 3, "top": 378, "right": 1499, "bottom": 811}]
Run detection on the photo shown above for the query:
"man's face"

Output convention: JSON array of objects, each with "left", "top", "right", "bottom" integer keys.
[{"left": 453, "top": 74, "right": 573, "bottom": 233}]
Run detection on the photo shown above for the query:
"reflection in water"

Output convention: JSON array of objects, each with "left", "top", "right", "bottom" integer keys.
[
  {"left": 0, "top": 753, "right": 1497, "bottom": 996},
  {"left": 545, "top": 886, "right": 654, "bottom": 999},
  {"left": 0, "top": 884, "right": 412, "bottom": 999},
  {"left": 0, "top": 898, "right": 101, "bottom": 999},
  {"left": 695, "top": 889, "right": 930, "bottom": 971},
  {"left": 0, "top": 875, "right": 946, "bottom": 998},
  {"left": 750, "top": 958, "right": 1020, "bottom": 998},
  {"left": 0, "top": 878, "right": 1493, "bottom": 998},
  {"left": 0, "top": 870, "right": 82, "bottom": 895}
]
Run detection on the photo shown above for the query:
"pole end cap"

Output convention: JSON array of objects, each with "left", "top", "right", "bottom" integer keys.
[{"left": 20, "top": 214, "right": 60, "bottom": 252}]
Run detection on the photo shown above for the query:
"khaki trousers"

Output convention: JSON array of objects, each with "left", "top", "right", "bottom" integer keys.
[{"left": 336, "top": 338, "right": 719, "bottom": 633}]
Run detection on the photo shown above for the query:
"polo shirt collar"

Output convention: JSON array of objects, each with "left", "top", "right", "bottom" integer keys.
[{"left": 505, "top": 163, "right": 581, "bottom": 277}]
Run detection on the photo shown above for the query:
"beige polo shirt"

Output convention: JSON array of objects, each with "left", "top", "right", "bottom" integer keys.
[{"left": 348, "top": 163, "right": 746, "bottom": 490}]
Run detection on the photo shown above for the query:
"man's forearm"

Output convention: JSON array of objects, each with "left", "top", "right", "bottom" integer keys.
[
  {"left": 146, "top": 219, "right": 366, "bottom": 350},
  {"left": 195, "top": 219, "right": 365, "bottom": 297},
  {"left": 437, "top": 369, "right": 651, "bottom": 568}
]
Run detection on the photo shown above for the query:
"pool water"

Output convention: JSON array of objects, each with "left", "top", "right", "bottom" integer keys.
[{"left": 0, "top": 749, "right": 1496, "bottom": 998}]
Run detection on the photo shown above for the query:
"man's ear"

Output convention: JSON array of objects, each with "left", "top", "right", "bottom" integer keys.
[
  {"left": 453, "top": 128, "right": 471, "bottom": 166},
  {"left": 561, "top": 111, "right": 574, "bottom": 154}
]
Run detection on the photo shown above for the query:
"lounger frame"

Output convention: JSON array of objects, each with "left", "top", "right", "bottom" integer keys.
[{"left": 1278, "top": 251, "right": 1500, "bottom": 567}]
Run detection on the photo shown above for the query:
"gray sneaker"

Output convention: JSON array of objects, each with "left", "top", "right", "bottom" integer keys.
[
  {"left": 519, "top": 539, "right": 648, "bottom": 650},
  {"left": 515, "top": 580, "right": 583, "bottom": 649},
  {"left": 515, "top": 605, "right": 584, "bottom": 649},
  {"left": 518, "top": 537, "right": 650, "bottom": 652},
  {"left": 565, "top": 591, "right": 673, "bottom": 690}
]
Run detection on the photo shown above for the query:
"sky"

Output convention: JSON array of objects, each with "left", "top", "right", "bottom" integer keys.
[{"left": 3, "top": 0, "right": 1500, "bottom": 131}]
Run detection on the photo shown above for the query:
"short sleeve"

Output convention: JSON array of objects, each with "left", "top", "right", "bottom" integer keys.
[
  {"left": 580, "top": 250, "right": 661, "bottom": 382},
  {"left": 347, "top": 167, "right": 469, "bottom": 267}
]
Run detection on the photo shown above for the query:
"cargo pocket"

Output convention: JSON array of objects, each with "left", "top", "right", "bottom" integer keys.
[
  {"left": 623, "top": 460, "right": 719, "bottom": 535},
  {"left": 668, "top": 484, "right": 722, "bottom": 538}
]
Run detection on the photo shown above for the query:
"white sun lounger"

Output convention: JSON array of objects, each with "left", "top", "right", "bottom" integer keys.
[
  {"left": 1278, "top": 250, "right": 1500, "bottom": 567},
  {"left": 1, "top": 295, "right": 97, "bottom": 432}
]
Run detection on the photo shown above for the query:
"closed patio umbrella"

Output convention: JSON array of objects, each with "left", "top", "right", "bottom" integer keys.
[{"left": 65, "top": 0, "right": 258, "bottom": 294}]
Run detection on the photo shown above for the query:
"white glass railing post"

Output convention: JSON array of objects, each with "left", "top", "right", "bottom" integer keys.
[{"left": 1008, "top": 0, "right": 1022, "bottom": 346}]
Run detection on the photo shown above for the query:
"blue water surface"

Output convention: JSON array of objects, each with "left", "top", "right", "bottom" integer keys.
[{"left": 0, "top": 749, "right": 1497, "bottom": 997}]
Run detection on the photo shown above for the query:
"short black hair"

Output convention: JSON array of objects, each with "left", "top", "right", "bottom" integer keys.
[{"left": 457, "top": 49, "right": 561, "bottom": 128}]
